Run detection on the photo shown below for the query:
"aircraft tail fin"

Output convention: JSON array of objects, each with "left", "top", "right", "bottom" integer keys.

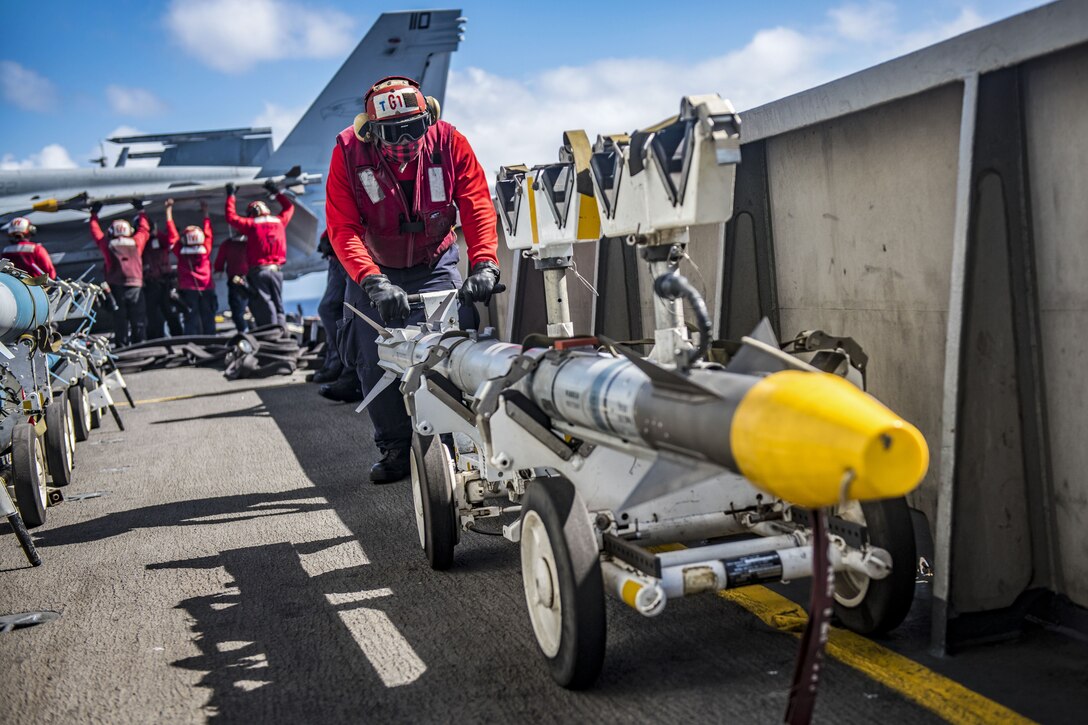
[{"left": 259, "top": 9, "right": 464, "bottom": 178}]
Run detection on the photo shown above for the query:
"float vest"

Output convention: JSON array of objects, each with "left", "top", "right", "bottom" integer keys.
[
  {"left": 335, "top": 119, "right": 458, "bottom": 269},
  {"left": 107, "top": 236, "right": 143, "bottom": 287}
]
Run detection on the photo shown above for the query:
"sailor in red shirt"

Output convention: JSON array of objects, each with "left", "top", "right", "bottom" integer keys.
[
  {"left": 326, "top": 75, "right": 501, "bottom": 483},
  {"left": 144, "top": 216, "right": 183, "bottom": 338},
  {"left": 166, "top": 199, "right": 217, "bottom": 335},
  {"left": 89, "top": 199, "right": 151, "bottom": 346},
  {"left": 213, "top": 232, "right": 251, "bottom": 333},
  {"left": 224, "top": 179, "right": 294, "bottom": 327},
  {"left": 2, "top": 217, "right": 56, "bottom": 279}
]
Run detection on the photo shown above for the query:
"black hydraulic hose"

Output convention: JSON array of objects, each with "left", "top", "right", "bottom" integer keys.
[{"left": 653, "top": 267, "right": 711, "bottom": 369}]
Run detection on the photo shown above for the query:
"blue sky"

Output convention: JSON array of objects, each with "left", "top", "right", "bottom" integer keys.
[{"left": 1, "top": 0, "right": 1044, "bottom": 176}]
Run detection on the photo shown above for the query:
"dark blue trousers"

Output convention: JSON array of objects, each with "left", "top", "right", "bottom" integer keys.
[
  {"left": 247, "top": 266, "right": 285, "bottom": 327},
  {"left": 179, "top": 289, "right": 218, "bottom": 335},
  {"left": 317, "top": 256, "right": 349, "bottom": 374},
  {"left": 340, "top": 245, "right": 475, "bottom": 453},
  {"left": 227, "top": 281, "right": 250, "bottom": 333}
]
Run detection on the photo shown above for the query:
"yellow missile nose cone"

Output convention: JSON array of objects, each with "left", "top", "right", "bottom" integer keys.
[
  {"left": 31, "top": 199, "right": 59, "bottom": 213},
  {"left": 730, "top": 370, "right": 929, "bottom": 508}
]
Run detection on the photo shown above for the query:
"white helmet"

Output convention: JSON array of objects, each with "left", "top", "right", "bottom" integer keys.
[
  {"left": 8, "top": 217, "right": 34, "bottom": 239},
  {"left": 184, "top": 226, "right": 206, "bottom": 246},
  {"left": 109, "top": 219, "right": 134, "bottom": 238}
]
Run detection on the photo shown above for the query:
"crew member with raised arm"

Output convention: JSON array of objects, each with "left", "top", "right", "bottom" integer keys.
[
  {"left": 325, "top": 76, "right": 500, "bottom": 483},
  {"left": 213, "top": 232, "right": 251, "bottom": 333},
  {"left": 3, "top": 217, "right": 56, "bottom": 279},
  {"left": 224, "top": 180, "right": 293, "bottom": 327},
  {"left": 90, "top": 199, "right": 151, "bottom": 346},
  {"left": 144, "top": 216, "right": 183, "bottom": 338},
  {"left": 167, "top": 199, "right": 217, "bottom": 335}
]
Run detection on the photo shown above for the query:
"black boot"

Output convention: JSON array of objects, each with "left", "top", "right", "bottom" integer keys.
[
  {"left": 318, "top": 376, "right": 363, "bottom": 403},
  {"left": 308, "top": 366, "right": 342, "bottom": 384},
  {"left": 370, "top": 447, "right": 410, "bottom": 484}
]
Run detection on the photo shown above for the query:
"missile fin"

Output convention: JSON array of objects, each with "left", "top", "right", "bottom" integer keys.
[
  {"left": 617, "top": 454, "right": 724, "bottom": 509},
  {"left": 426, "top": 290, "right": 459, "bottom": 326},
  {"left": 598, "top": 335, "right": 717, "bottom": 397},
  {"left": 725, "top": 318, "right": 792, "bottom": 375},
  {"left": 344, "top": 302, "right": 392, "bottom": 339},
  {"left": 355, "top": 371, "right": 397, "bottom": 413}
]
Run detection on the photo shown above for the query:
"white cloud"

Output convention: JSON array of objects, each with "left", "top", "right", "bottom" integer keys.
[
  {"left": 253, "top": 102, "right": 306, "bottom": 149},
  {"left": 829, "top": 2, "right": 896, "bottom": 42},
  {"left": 445, "top": 2, "right": 996, "bottom": 180},
  {"left": 0, "top": 61, "right": 58, "bottom": 112},
  {"left": 165, "top": 0, "right": 356, "bottom": 73},
  {"left": 106, "top": 85, "right": 168, "bottom": 116},
  {"left": 446, "top": 27, "right": 829, "bottom": 180},
  {"left": 0, "top": 144, "right": 78, "bottom": 170}
]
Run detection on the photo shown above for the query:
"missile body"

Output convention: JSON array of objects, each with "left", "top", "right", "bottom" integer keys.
[
  {"left": 0, "top": 272, "right": 50, "bottom": 343},
  {"left": 376, "top": 327, "right": 928, "bottom": 508}
]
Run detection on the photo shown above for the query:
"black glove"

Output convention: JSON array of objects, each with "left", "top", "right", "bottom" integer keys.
[
  {"left": 458, "top": 261, "right": 503, "bottom": 304},
  {"left": 263, "top": 179, "right": 278, "bottom": 195},
  {"left": 130, "top": 198, "right": 144, "bottom": 210},
  {"left": 225, "top": 182, "right": 237, "bottom": 197},
  {"left": 90, "top": 201, "right": 103, "bottom": 215},
  {"left": 362, "top": 274, "right": 410, "bottom": 326}
]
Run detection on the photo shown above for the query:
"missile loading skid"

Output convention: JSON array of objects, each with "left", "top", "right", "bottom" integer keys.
[
  {"left": 0, "top": 261, "right": 131, "bottom": 566},
  {"left": 355, "top": 95, "right": 929, "bottom": 689}
]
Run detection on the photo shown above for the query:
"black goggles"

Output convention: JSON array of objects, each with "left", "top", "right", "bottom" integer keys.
[{"left": 372, "top": 113, "right": 429, "bottom": 145}]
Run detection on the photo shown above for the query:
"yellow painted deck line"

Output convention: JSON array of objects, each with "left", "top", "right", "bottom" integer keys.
[
  {"left": 135, "top": 382, "right": 299, "bottom": 406},
  {"left": 719, "top": 586, "right": 1037, "bottom": 725}
]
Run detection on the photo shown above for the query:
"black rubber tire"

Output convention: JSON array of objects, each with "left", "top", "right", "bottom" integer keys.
[
  {"left": 84, "top": 378, "right": 102, "bottom": 430},
  {"left": 520, "top": 477, "right": 606, "bottom": 689},
  {"left": 11, "top": 422, "right": 47, "bottom": 528},
  {"left": 44, "top": 398, "right": 74, "bottom": 487},
  {"left": 68, "top": 383, "right": 92, "bottom": 442},
  {"left": 410, "top": 433, "right": 457, "bottom": 570},
  {"left": 833, "top": 497, "right": 917, "bottom": 635}
]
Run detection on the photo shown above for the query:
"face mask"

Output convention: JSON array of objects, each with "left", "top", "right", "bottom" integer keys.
[{"left": 378, "top": 136, "right": 425, "bottom": 166}]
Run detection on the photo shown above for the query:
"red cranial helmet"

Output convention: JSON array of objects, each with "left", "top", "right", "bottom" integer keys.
[
  {"left": 109, "top": 219, "right": 134, "bottom": 238},
  {"left": 365, "top": 76, "right": 426, "bottom": 122},
  {"left": 8, "top": 217, "right": 33, "bottom": 239},
  {"left": 184, "top": 226, "right": 205, "bottom": 245},
  {"left": 364, "top": 76, "right": 435, "bottom": 147},
  {"left": 247, "top": 200, "right": 271, "bottom": 217}
]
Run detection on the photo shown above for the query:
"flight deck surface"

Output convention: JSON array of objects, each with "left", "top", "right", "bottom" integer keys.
[{"left": 1, "top": 367, "right": 1083, "bottom": 724}]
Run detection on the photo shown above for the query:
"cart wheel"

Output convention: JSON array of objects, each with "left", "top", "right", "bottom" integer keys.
[
  {"left": 84, "top": 378, "right": 102, "bottom": 430},
  {"left": 520, "top": 477, "right": 606, "bottom": 689},
  {"left": 68, "top": 383, "right": 92, "bottom": 442},
  {"left": 12, "top": 422, "right": 48, "bottom": 528},
  {"left": 410, "top": 433, "right": 458, "bottom": 570},
  {"left": 833, "top": 497, "right": 916, "bottom": 634},
  {"left": 45, "top": 398, "right": 75, "bottom": 487}
]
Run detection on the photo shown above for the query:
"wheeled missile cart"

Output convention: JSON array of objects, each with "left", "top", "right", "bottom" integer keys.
[
  {"left": 360, "top": 95, "right": 930, "bottom": 689},
  {"left": 0, "top": 264, "right": 117, "bottom": 531}
]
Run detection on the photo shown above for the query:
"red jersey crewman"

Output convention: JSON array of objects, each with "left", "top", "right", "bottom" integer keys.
[
  {"left": 326, "top": 75, "right": 500, "bottom": 483},
  {"left": 3, "top": 217, "right": 56, "bottom": 279}
]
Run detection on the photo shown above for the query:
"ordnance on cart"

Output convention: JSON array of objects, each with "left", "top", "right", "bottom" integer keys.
[
  {"left": 351, "top": 94, "right": 929, "bottom": 699},
  {"left": 0, "top": 261, "right": 129, "bottom": 540}
]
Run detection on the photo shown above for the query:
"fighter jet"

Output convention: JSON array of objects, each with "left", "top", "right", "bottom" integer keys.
[{"left": 0, "top": 9, "right": 465, "bottom": 281}]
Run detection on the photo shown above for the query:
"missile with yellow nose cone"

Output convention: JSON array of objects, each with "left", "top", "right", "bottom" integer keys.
[{"left": 361, "top": 300, "right": 928, "bottom": 509}]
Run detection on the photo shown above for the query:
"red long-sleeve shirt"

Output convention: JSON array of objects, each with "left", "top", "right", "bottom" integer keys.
[
  {"left": 2, "top": 239, "right": 56, "bottom": 279},
  {"left": 325, "top": 128, "right": 499, "bottom": 284},
  {"left": 225, "top": 193, "right": 293, "bottom": 268},
  {"left": 214, "top": 237, "right": 250, "bottom": 278},
  {"left": 169, "top": 218, "right": 214, "bottom": 291},
  {"left": 90, "top": 212, "right": 150, "bottom": 287}
]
